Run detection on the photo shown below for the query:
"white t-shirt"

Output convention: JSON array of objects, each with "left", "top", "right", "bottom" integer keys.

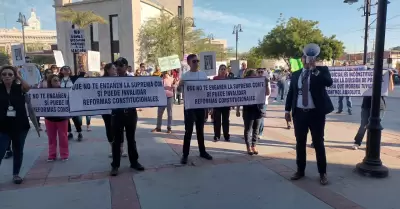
[
  {"left": 265, "top": 81, "right": 271, "bottom": 105},
  {"left": 61, "top": 77, "right": 74, "bottom": 88},
  {"left": 181, "top": 70, "right": 208, "bottom": 81}
]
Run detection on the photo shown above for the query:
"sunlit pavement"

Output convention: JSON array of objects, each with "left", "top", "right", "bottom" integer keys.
[{"left": 1, "top": 98, "right": 400, "bottom": 209}]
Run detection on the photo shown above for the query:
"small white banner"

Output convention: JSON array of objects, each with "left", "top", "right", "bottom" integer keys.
[
  {"left": 69, "top": 76, "right": 168, "bottom": 112},
  {"left": 199, "top": 51, "right": 217, "bottom": 77},
  {"left": 87, "top": 50, "right": 101, "bottom": 72},
  {"left": 70, "top": 29, "right": 86, "bottom": 53},
  {"left": 183, "top": 77, "right": 266, "bottom": 109},
  {"left": 11, "top": 44, "right": 25, "bottom": 66},
  {"left": 328, "top": 65, "right": 367, "bottom": 71},
  {"left": 28, "top": 88, "right": 111, "bottom": 117},
  {"left": 53, "top": 50, "right": 65, "bottom": 67}
]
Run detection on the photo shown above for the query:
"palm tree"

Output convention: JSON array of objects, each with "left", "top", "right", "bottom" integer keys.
[{"left": 57, "top": 8, "right": 107, "bottom": 72}]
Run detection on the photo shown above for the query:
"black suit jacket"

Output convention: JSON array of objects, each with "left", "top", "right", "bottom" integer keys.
[{"left": 285, "top": 66, "right": 334, "bottom": 116}]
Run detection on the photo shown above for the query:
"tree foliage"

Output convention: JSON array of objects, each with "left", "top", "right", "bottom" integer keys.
[
  {"left": 258, "top": 16, "right": 345, "bottom": 67},
  {"left": 57, "top": 8, "right": 107, "bottom": 28},
  {"left": 0, "top": 51, "right": 10, "bottom": 66},
  {"left": 240, "top": 47, "right": 263, "bottom": 68},
  {"left": 391, "top": 46, "right": 400, "bottom": 51},
  {"left": 138, "top": 10, "right": 228, "bottom": 64}
]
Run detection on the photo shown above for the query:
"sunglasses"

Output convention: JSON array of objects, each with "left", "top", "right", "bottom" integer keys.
[
  {"left": 192, "top": 60, "right": 200, "bottom": 64},
  {"left": 1, "top": 72, "right": 14, "bottom": 77}
]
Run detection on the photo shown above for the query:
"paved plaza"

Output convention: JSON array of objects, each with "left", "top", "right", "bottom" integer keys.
[{"left": 1, "top": 97, "right": 400, "bottom": 209}]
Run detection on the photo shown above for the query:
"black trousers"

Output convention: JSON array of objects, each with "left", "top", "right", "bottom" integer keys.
[
  {"left": 183, "top": 109, "right": 206, "bottom": 157},
  {"left": 243, "top": 116, "right": 261, "bottom": 146},
  {"left": 102, "top": 114, "right": 113, "bottom": 143},
  {"left": 293, "top": 108, "right": 327, "bottom": 174},
  {"left": 213, "top": 107, "right": 230, "bottom": 139},
  {"left": 111, "top": 109, "right": 139, "bottom": 168},
  {"left": 68, "top": 116, "right": 82, "bottom": 133}
]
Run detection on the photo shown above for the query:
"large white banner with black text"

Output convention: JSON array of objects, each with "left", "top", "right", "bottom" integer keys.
[
  {"left": 28, "top": 88, "right": 111, "bottom": 117},
  {"left": 184, "top": 77, "right": 266, "bottom": 109},
  {"left": 68, "top": 76, "right": 168, "bottom": 112}
]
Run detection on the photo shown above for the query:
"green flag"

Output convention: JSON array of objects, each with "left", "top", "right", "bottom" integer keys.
[{"left": 289, "top": 58, "right": 304, "bottom": 72}]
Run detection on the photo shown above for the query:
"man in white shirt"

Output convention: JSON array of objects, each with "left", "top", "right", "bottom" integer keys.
[
  {"left": 284, "top": 53, "right": 334, "bottom": 185},
  {"left": 179, "top": 54, "right": 213, "bottom": 164}
]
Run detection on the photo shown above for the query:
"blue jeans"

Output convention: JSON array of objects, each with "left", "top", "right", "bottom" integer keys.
[
  {"left": 259, "top": 104, "right": 267, "bottom": 137},
  {"left": 0, "top": 130, "right": 29, "bottom": 175},
  {"left": 85, "top": 116, "right": 91, "bottom": 126},
  {"left": 338, "top": 96, "right": 352, "bottom": 112}
]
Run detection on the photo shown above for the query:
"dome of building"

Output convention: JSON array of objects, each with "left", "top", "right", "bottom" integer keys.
[{"left": 25, "top": 8, "right": 41, "bottom": 30}]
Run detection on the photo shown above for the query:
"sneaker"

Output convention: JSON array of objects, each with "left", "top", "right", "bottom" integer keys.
[
  {"left": 348, "top": 110, "right": 352, "bottom": 115},
  {"left": 213, "top": 136, "right": 219, "bottom": 142},
  {"left": 121, "top": 151, "right": 128, "bottom": 157},
  {"left": 4, "top": 151, "right": 13, "bottom": 159},
  {"left": 68, "top": 133, "right": 73, "bottom": 140},
  {"left": 200, "top": 152, "right": 213, "bottom": 160},
  {"left": 130, "top": 162, "right": 145, "bottom": 171},
  {"left": 151, "top": 128, "right": 161, "bottom": 133},
  {"left": 352, "top": 144, "right": 360, "bottom": 150},
  {"left": 110, "top": 167, "right": 119, "bottom": 176},
  {"left": 166, "top": 129, "right": 172, "bottom": 134},
  {"left": 47, "top": 158, "right": 55, "bottom": 162},
  {"left": 336, "top": 111, "right": 342, "bottom": 114},
  {"left": 77, "top": 133, "right": 83, "bottom": 141},
  {"left": 61, "top": 158, "right": 69, "bottom": 161},
  {"left": 87, "top": 125, "right": 92, "bottom": 132}
]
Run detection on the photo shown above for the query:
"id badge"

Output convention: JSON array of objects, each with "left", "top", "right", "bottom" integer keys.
[{"left": 7, "top": 110, "right": 16, "bottom": 117}]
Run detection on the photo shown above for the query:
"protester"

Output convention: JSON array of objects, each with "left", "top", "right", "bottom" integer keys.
[
  {"left": 0, "top": 65, "right": 31, "bottom": 184},
  {"left": 152, "top": 66, "right": 162, "bottom": 77},
  {"left": 100, "top": 61, "right": 106, "bottom": 76},
  {"left": 110, "top": 57, "right": 144, "bottom": 176},
  {"left": 179, "top": 54, "right": 213, "bottom": 164},
  {"left": 172, "top": 69, "right": 182, "bottom": 105},
  {"left": 139, "top": 63, "right": 150, "bottom": 76},
  {"left": 258, "top": 68, "right": 272, "bottom": 139},
  {"left": 285, "top": 51, "right": 333, "bottom": 185},
  {"left": 238, "top": 62, "right": 247, "bottom": 78},
  {"left": 44, "top": 74, "right": 69, "bottom": 161},
  {"left": 212, "top": 64, "right": 231, "bottom": 142},
  {"left": 127, "top": 65, "right": 135, "bottom": 76},
  {"left": 59, "top": 66, "right": 85, "bottom": 141},
  {"left": 227, "top": 66, "right": 235, "bottom": 78},
  {"left": 151, "top": 71, "right": 175, "bottom": 134},
  {"left": 50, "top": 64, "right": 59, "bottom": 75},
  {"left": 274, "top": 69, "right": 288, "bottom": 102},
  {"left": 236, "top": 69, "right": 270, "bottom": 155}
]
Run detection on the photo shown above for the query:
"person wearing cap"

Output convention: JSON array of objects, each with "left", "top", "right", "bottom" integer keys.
[{"left": 110, "top": 57, "right": 144, "bottom": 176}]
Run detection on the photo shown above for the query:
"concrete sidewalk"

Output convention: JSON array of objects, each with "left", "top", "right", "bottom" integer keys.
[{"left": 1, "top": 103, "right": 400, "bottom": 209}]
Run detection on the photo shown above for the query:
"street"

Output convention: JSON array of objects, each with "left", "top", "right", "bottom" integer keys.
[{"left": 1, "top": 98, "right": 400, "bottom": 209}]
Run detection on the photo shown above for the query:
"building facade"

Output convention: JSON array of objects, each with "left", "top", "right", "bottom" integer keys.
[
  {"left": 0, "top": 9, "right": 57, "bottom": 56},
  {"left": 54, "top": 0, "right": 193, "bottom": 68}
]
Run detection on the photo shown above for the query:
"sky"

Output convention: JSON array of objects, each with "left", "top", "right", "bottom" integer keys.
[{"left": 0, "top": 0, "right": 399, "bottom": 53}]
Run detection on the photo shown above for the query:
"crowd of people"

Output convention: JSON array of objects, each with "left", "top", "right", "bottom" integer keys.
[{"left": 1, "top": 50, "right": 393, "bottom": 186}]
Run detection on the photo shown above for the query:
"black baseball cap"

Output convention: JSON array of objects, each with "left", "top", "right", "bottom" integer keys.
[{"left": 114, "top": 57, "right": 128, "bottom": 67}]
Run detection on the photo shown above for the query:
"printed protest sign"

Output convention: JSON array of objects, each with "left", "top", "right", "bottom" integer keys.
[
  {"left": 183, "top": 77, "right": 266, "bottom": 109},
  {"left": 199, "top": 51, "right": 217, "bottom": 77},
  {"left": 53, "top": 50, "right": 65, "bottom": 67},
  {"left": 28, "top": 88, "right": 110, "bottom": 117},
  {"left": 158, "top": 55, "right": 181, "bottom": 72},
  {"left": 327, "top": 70, "right": 390, "bottom": 96},
  {"left": 69, "top": 76, "right": 168, "bottom": 112},
  {"left": 328, "top": 65, "right": 367, "bottom": 71},
  {"left": 11, "top": 44, "right": 25, "bottom": 66},
  {"left": 270, "top": 82, "right": 278, "bottom": 98},
  {"left": 87, "top": 51, "right": 100, "bottom": 72},
  {"left": 70, "top": 29, "right": 86, "bottom": 53}
]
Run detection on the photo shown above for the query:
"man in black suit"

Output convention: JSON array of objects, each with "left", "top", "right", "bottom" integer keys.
[{"left": 284, "top": 55, "right": 334, "bottom": 185}]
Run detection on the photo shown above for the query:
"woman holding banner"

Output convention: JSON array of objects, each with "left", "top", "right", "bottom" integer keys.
[
  {"left": 59, "top": 66, "right": 86, "bottom": 141},
  {"left": 45, "top": 74, "right": 69, "bottom": 161},
  {"left": 212, "top": 64, "right": 231, "bottom": 142},
  {"left": 0, "top": 65, "right": 31, "bottom": 184},
  {"left": 236, "top": 69, "right": 271, "bottom": 155}
]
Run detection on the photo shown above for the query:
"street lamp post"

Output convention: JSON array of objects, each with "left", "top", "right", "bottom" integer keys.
[
  {"left": 207, "top": 33, "right": 214, "bottom": 44},
  {"left": 344, "top": 0, "right": 389, "bottom": 178},
  {"left": 232, "top": 24, "right": 242, "bottom": 60},
  {"left": 16, "top": 12, "right": 29, "bottom": 57},
  {"left": 179, "top": 0, "right": 195, "bottom": 60}
]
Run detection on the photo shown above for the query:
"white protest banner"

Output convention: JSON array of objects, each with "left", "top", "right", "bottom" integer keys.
[
  {"left": 70, "top": 29, "right": 86, "bottom": 53},
  {"left": 28, "top": 88, "right": 110, "bottom": 117},
  {"left": 87, "top": 51, "right": 101, "bottom": 72},
  {"left": 230, "top": 60, "right": 240, "bottom": 76},
  {"left": 53, "top": 50, "right": 65, "bottom": 67},
  {"left": 69, "top": 76, "right": 168, "bottom": 112},
  {"left": 183, "top": 77, "right": 266, "bottom": 110},
  {"left": 327, "top": 70, "right": 389, "bottom": 96},
  {"left": 328, "top": 65, "right": 367, "bottom": 71},
  {"left": 158, "top": 55, "right": 181, "bottom": 72},
  {"left": 11, "top": 44, "right": 25, "bottom": 66},
  {"left": 199, "top": 51, "right": 217, "bottom": 77},
  {"left": 270, "top": 82, "right": 278, "bottom": 98}
]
